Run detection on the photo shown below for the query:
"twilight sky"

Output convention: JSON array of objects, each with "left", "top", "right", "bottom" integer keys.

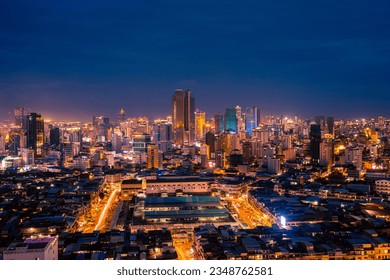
[{"left": 1, "top": 0, "right": 389, "bottom": 121}]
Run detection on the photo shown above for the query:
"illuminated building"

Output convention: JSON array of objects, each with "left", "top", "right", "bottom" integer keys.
[
  {"left": 14, "top": 107, "right": 27, "bottom": 127},
  {"left": 315, "top": 116, "right": 326, "bottom": 130},
  {"left": 133, "top": 133, "right": 151, "bottom": 153},
  {"left": 224, "top": 108, "right": 237, "bottom": 132},
  {"left": 345, "top": 146, "right": 363, "bottom": 170},
  {"left": 151, "top": 119, "right": 172, "bottom": 152},
  {"left": 214, "top": 113, "right": 224, "bottom": 132},
  {"left": 245, "top": 107, "right": 260, "bottom": 136},
  {"left": 117, "top": 108, "right": 126, "bottom": 123},
  {"left": 92, "top": 116, "right": 109, "bottom": 142},
  {"left": 147, "top": 144, "right": 161, "bottom": 169},
  {"left": 320, "top": 140, "right": 333, "bottom": 167},
  {"left": 171, "top": 89, "right": 195, "bottom": 147},
  {"left": 20, "top": 148, "right": 34, "bottom": 165},
  {"left": 195, "top": 111, "right": 205, "bottom": 141},
  {"left": 26, "top": 113, "right": 44, "bottom": 156},
  {"left": 310, "top": 124, "right": 321, "bottom": 164},
  {"left": 221, "top": 132, "right": 240, "bottom": 155},
  {"left": 235, "top": 105, "right": 245, "bottom": 133},
  {"left": 3, "top": 236, "right": 58, "bottom": 260},
  {"left": 326, "top": 117, "right": 334, "bottom": 135}
]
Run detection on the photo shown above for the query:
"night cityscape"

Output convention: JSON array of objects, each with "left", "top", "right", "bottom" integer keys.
[{"left": 1, "top": 1, "right": 390, "bottom": 261}]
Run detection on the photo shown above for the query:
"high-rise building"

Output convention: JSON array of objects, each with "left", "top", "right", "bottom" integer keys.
[
  {"left": 268, "top": 157, "right": 281, "bottom": 174},
  {"left": 315, "top": 116, "right": 326, "bottom": 130},
  {"left": 245, "top": 107, "right": 261, "bottom": 136},
  {"left": 147, "top": 144, "right": 161, "bottom": 169},
  {"left": 171, "top": 89, "right": 195, "bottom": 147},
  {"left": 133, "top": 133, "right": 151, "bottom": 153},
  {"left": 235, "top": 106, "right": 245, "bottom": 133},
  {"left": 26, "top": 113, "right": 44, "bottom": 156},
  {"left": 93, "top": 116, "right": 110, "bottom": 142},
  {"left": 326, "top": 117, "right": 334, "bottom": 135},
  {"left": 205, "top": 132, "right": 216, "bottom": 158},
  {"left": 214, "top": 113, "right": 224, "bottom": 133},
  {"left": 118, "top": 108, "right": 126, "bottom": 123},
  {"left": 224, "top": 108, "right": 237, "bottom": 132},
  {"left": 320, "top": 140, "right": 333, "bottom": 167},
  {"left": 195, "top": 111, "right": 206, "bottom": 141},
  {"left": 310, "top": 124, "right": 321, "bottom": 164},
  {"left": 49, "top": 127, "right": 60, "bottom": 146},
  {"left": 345, "top": 146, "right": 363, "bottom": 170},
  {"left": 20, "top": 148, "right": 34, "bottom": 165},
  {"left": 152, "top": 119, "right": 172, "bottom": 152},
  {"left": 14, "top": 107, "right": 27, "bottom": 127}
]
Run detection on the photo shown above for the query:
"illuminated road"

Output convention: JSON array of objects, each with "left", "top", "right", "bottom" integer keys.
[
  {"left": 94, "top": 189, "right": 119, "bottom": 231},
  {"left": 172, "top": 231, "right": 196, "bottom": 260},
  {"left": 226, "top": 196, "right": 272, "bottom": 228},
  {"left": 73, "top": 182, "right": 121, "bottom": 233}
]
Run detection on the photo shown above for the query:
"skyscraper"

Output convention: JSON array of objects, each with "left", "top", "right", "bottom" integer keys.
[
  {"left": 14, "top": 107, "right": 27, "bottom": 127},
  {"left": 224, "top": 108, "right": 237, "bottom": 132},
  {"left": 214, "top": 113, "right": 224, "bottom": 133},
  {"left": 326, "top": 117, "right": 334, "bottom": 135},
  {"left": 118, "top": 108, "right": 126, "bottom": 123},
  {"left": 245, "top": 107, "right": 261, "bottom": 136},
  {"left": 49, "top": 127, "right": 60, "bottom": 146},
  {"left": 92, "top": 116, "right": 110, "bottom": 142},
  {"left": 310, "top": 124, "right": 321, "bottom": 165},
  {"left": 195, "top": 111, "right": 206, "bottom": 141},
  {"left": 26, "top": 113, "right": 44, "bottom": 156},
  {"left": 147, "top": 144, "right": 161, "bottom": 169},
  {"left": 171, "top": 89, "right": 195, "bottom": 147},
  {"left": 151, "top": 119, "right": 172, "bottom": 152}
]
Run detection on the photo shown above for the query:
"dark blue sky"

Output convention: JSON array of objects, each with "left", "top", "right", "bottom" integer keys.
[{"left": 1, "top": 0, "right": 389, "bottom": 121}]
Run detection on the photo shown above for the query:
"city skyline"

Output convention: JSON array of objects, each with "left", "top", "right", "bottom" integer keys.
[{"left": 1, "top": 1, "right": 390, "bottom": 121}]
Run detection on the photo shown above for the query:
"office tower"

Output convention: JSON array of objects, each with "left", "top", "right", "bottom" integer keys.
[
  {"left": 147, "top": 144, "right": 161, "bottom": 169},
  {"left": 111, "top": 132, "right": 122, "bottom": 153},
  {"left": 326, "top": 117, "right": 334, "bottom": 135},
  {"left": 235, "top": 105, "right": 245, "bottom": 133},
  {"left": 345, "top": 146, "right": 363, "bottom": 170},
  {"left": 195, "top": 111, "right": 206, "bottom": 141},
  {"left": 224, "top": 108, "right": 237, "bottom": 132},
  {"left": 49, "top": 127, "right": 60, "bottom": 146},
  {"left": 133, "top": 133, "right": 151, "bottom": 153},
  {"left": 93, "top": 116, "right": 110, "bottom": 142},
  {"left": 14, "top": 107, "right": 27, "bottom": 127},
  {"left": 152, "top": 119, "right": 172, "bottom": 152},
  {"left": 26, "top": 113, "right": 44, "bottom": 156},
  {"left": 118, "top": 108, "right": 126, "bottom": 123},
  {"left": 315, "top": 116, "right": 326, "bottom": 131},
  {"left": 214, "top": 113, "right": 224, "bottom": 133},
  {"left": 310, "top": 124, "right": 321, "bottom": 164},
  {"left": 5, "top": 130, "right": 20, "bottom": 155},
  {"left": 171, "top": 89, "right": 195, "bottom": 147},
  {"left": 245, "top": 107, "right": 260, "bottom": 136}
]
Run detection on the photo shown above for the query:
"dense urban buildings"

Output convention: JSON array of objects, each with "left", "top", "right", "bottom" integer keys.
[{"left": 0, "top": 91, "right": 390, "bottom": 260}]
